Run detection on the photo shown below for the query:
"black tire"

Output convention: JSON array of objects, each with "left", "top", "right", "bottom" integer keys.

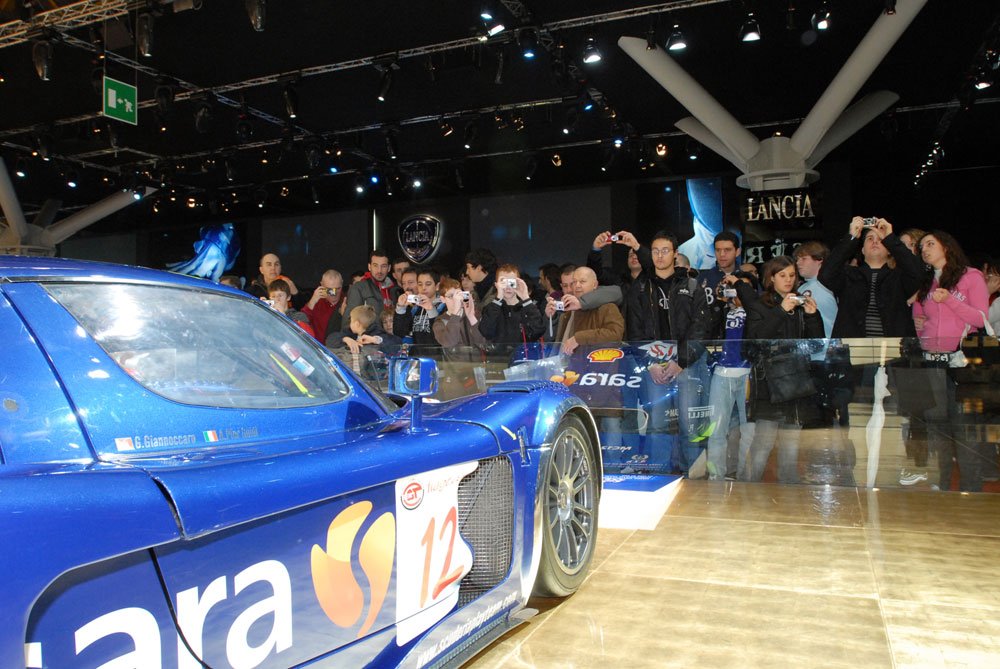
[{"left": 532, "top": 413, "right": 599, "bottom": 597}]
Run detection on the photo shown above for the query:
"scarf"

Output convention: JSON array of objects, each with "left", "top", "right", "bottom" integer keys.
[{"left": 364, "top": 272, "right": 394, "bottom": 308}]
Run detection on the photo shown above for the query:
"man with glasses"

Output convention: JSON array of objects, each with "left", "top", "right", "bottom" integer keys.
[{"left": 625, "top": 231, "right": 713, "bottom": 476}]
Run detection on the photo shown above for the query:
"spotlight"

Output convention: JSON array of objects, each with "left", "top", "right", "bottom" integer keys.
[
  {"left": 14, "top": 158, "right": 27, "bottom": 178},
  {"left": 327, "top": 163, "right": 339, "bottom": 174},
  {"left": 439, "top": 118, "right": 454, "bottom": 137},
  {"left": 283, "top": 83, "right": 298, "bottom": 119},
  {"left": 551, "top": 153, "right": 562, "bottom": 167},
  {"left": 974, "top": 70, "right": 992, "bottom": 90},
  {"left": 520, "top": 28, "right": 538, "bottom": 59},
  {"left": 33, "top": 40, "right": 53, "bottom": 81},
  {"left": 36, "top": 134, "right": 52, "bottom": 161},
  {"left": 687, "top": 140, "right": 701, "bottom": 160},
  {"left": 246, "top": 0, "right": 265, "bottom": 32},
  {"left": 155, "top": 82, "right": 174, "bottom": 114},
  {"left": 91, "top": 27, "right": 105, "bottom": 61},
  {"left": 224, "top": 158, "right": 236, "bottom": 181},
  {"left": 194, "top": 98, "right": 213, "bottom": 134},
  {"left": 137, "top": 13, "right": 154, "bottom": 57},
  {"left": 384, "top": 129, "right": 399, "bottom": 160},
  {"left": 740, "top": 13, "right": 762, "bottom": 42},
  {"left": 655, "top": 142, "right": 668, "bottom": 157},
  {"left": 666, "top": 24, "right": 687, "bottom": 51},
  {"left": 884, "top": 0, "right": 896, "bottom": 14},
  {"left": 611, "top": 124, "right": 625, "bottom": 148},
  {"left": 155, "top": 111, "right": 168, "bottom": 133},
  {"left": 369, "top": 171, "right": 381, "bottom": 185},
  {"left": 412, "top": 176, "right": 422, "bottom": 189},
  {"left": 812, "top": 2, "right": 831, "bottom": 31},
  {"left": 524, "top": 155, "right": 537, "bottom": 181},
  {"left": 577, "top": 89, "right": 596, "bottom": 112},
  {"left": 562, "top": 107, "right": 578, "bottom": 135},
  {"left": 131, "top": 186, "right": 144, "bottom": 201},
  {"left": 582, "top": 36, "right": 602, "bottom": 64},
  {"left": 305, "top": 143, "right": 321, "bottom": 169},
  {"left": 645, "top": 25, "right": 657, "bottom": 51},
  {"left": 280, "top": 186, "right": 289, "bottom": 198},
  {"left": 311, "top": 184, "right": 320, "bottom": 204},
  {"left": 354, "top": 177, "right": 365, "bottom": 194},
  {"left": 235, "top": 112, "right": 253, "bottom": 141},
  {"left": 600, "top": 148, "right": 616, "bottom": 172},
  {"left": 254, "top": 186, "right": 267, "bottom": 208},
  {"left": 377, "top": 69, "right": 393, "bottom": 102},
  {"left": 480, "top": 6, "right": 494, "bottom": 21},
  {"left": 463, "top": 121, "right": 478, "bottom": 150}
]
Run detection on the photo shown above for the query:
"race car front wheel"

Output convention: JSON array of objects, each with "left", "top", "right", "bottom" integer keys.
[{"left": 533, "top": 413, "right": 599, "bottom": 597}]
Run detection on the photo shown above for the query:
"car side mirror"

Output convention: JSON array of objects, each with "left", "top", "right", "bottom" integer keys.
[{"left": 389, "top": 357, "right": 438, "bottom": 431}]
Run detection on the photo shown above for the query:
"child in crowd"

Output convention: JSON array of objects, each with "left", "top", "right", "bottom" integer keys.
[{"left": 267, "top": 279, "right": 314, "bottom": 338}]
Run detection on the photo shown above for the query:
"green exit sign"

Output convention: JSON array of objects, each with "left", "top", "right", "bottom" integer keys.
[{"left": 103, "top": 76, "right": 137, "bottom": 126}]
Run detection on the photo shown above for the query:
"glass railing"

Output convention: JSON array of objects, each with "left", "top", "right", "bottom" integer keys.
[{"left": 328, "top": 335, "right": 1000, "bottom": 494}]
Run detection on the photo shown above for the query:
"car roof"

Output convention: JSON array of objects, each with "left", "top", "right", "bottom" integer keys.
[{"left": 0, "top": 254, "right": 238, "bottom": 294}]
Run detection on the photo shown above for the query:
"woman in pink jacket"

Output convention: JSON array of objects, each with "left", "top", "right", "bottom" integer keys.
[{"left": 912, "top": 230, "right": 989, "bottom": 491}]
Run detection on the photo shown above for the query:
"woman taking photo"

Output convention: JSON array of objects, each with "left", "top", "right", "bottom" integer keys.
[
  {"left": 745, "top": 256, "right": 825, "bottom": 483},
  {"left": 913, "top": 231, "right": 990, "bottom": 491}
]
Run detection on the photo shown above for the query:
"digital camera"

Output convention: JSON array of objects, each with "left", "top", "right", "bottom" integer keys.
[
  {"left": 788, "top": 295, "right": 807, "bottom": 306},
  {"left": 460, "top": 291, "right": 471, "bottom": 302},
  {"left": 862, "top": 217, "right": 877, "bottom": 228},
  {"left": 326, "top": 288, "right": 337, "bottom": 296},
  {"left": 610, "top": 234, "right": 620, "bottom": 242},
  {"left": 554, "top": 301, "right": 566, "bottom": 311},
  {"left": 406, "top": 294, "right": 421, "bottom": 304},
  {"left": 715, "top": 282, "right": 738, "bottom": 300},
  {"left": 504, "top": 278, "right": 517, "bottom": 289}
]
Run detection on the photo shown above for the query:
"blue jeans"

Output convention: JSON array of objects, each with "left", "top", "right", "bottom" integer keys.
[
  {"left": 642, "top": 353, "right": 710, "bottom": 475},
  {"left": 706, "top": 371, "right": 753, "bottom": 481},
  {"left": 749, "top": 419, "right": 801, "bottom": 483}
]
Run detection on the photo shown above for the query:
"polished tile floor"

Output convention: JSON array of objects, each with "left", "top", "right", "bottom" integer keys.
[{"left": 469, "top": 483, "right": 1000, "bottom": 668}]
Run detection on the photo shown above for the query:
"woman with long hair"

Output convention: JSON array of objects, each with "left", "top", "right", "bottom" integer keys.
[
  {"left": 744, "top": 256, "right": 825, "bottom": 483},
  {"left": 913, "top": 230, "right": 990, "bottom": 491}
]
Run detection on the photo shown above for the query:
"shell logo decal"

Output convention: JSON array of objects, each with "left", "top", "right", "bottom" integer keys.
[
  {"left": 310, "top": 501, "right": 395, "bottom": 638},
  {"left": 587, "top": 348, "right": 625, "bottom": 363}
]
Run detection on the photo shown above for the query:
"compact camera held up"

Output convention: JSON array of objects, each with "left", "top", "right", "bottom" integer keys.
[
  {"left": 862, "top": 217, "right": 878, "bottom": 228},
  {"left": 553, "top": 301, "right": 566, "bottom": 311},
  {"left": 406, "top": 293, "right": 421, "bottom": 305},
  {"left": 503, "top": 278, "right": 517, "bottom": 289},
  {"left": 460, "top": 291, "right": 471, "bottom": 302}
]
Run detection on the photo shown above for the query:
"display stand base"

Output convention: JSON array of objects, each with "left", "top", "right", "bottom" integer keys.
[{"left": 599, "top": 474, "right": 683, "bottom": 530}]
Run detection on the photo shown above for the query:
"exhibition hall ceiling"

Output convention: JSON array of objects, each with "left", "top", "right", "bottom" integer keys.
[{"left": 0, "top": 0, "right": 997, "bottom": 225}]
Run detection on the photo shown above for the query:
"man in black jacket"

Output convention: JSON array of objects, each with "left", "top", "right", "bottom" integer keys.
[
  {"left": 818, "top": 217, "right": 924, "bottom": 337},
  {"left": 626, "top": 230, "right": 713, "bottom": 476}
]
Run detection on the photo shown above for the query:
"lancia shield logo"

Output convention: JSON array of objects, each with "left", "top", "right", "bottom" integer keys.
[{"left": 398, "top": 214, "right": 443, "bottom": 264}]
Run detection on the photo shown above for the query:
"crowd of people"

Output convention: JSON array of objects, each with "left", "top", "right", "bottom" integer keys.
[{"left": 223, "top": 216, "right": 998, "bottom": 492}]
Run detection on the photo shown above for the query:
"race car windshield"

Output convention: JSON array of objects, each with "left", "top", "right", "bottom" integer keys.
[{"left": 45, "top": 283, "right": 350, "bottom": 409}]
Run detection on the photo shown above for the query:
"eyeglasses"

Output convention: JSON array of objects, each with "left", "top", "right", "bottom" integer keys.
[{"left": 651, "top": 248, "right": 673, "bottom": 256}]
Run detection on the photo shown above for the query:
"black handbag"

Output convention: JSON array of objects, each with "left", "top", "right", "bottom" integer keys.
[{"left": 763, "top": 351, "right": 817, "bottom": 403}]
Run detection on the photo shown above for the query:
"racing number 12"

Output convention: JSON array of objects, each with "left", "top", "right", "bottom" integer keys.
[{"left": 419, "top": 506, "right": 464, "bottom": 607}]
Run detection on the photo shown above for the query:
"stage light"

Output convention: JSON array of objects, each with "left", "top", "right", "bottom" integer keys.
[
  {"left": 412, "top": 176, "right": 422, "bottom": 189},
  {"left": 439, "top": 118, "right": 454, "bottom": 137},
  {"left": 645, "top": 25, "right": 657, "bottom": 50},
  {"left": 33, "top": 40, "right": 53, "bottom": 81},
  {"left": 377, "top": 69, "right": 393, "bottom": 102},
  {"left": 369, "top": 171, "right": 380, "bottom": 185},
  {"left": 36, "top": 134, "right": 52, "bottom": 161},
  {"left": 480, "top": 7, "right": 494, "bottom": 21},
  {"left": 520, "top": 29, "right": 538, "bottom": 59},
  {"left": 311, "top": 184, "right": 320, "bottom": 204},
  {"left": 283, "top": 83, "right": 298, "bottom": 119},
  {"left": 280, "top": 186, "right": 289, "bottom": 197},
  {"left": 884, "top": 0, "right": 896, "bottom": 14},
  {"left": 463, "top": 121, "right": 478, "bottom": 150},
  {"left": 600, "top": 148, "right": 616, "bottom": 172},
  {"left": 740, "top": 13, "right": 762, "bottom": 42},
  {"left": 354, "top": 177, "right": 365, "bottom": 194},
  {"left": 486, "top": 21, "right": 505, "bottom": 38},
  {"left": 14, "top": 158, "right": 27, "bottom": 178},
  {"left": 687, "top": 140, "right": 701, "bottom": 160},
  {"left": 551, "top": 153, "right": 562, "bottom": 167},
  {"left": 666, "top": 24, "right": 687, "bottom": 51},
  {"left": 562, "top": 107, "right": 578, "bottom": 135},
  {"left": 246, "top": 0, "right": 265, "bottom": 32},
  {"left": 384, "top": 129, "right": 399, "bottom": 160},
  {"left": 611, "top": 124, "right": 625, "bottom": 148},
  {"left": 524, "top": 155, "right": 537, "bottom": 181},
  {"left": 974, "top": 70, "right": 992, "bottom": 90},
  {"left": 137, "top": 13, "right": 154, "bottom": 57},
  {"left": 155, "top": 111, "right": 168, "bottom": 133},
  {"left": 582, "top": 36, "right": 602, "bottom": 64},
  {"left": 577, "top": 88, "right": 596, "bottom": 112},
  {"left": 91, "top": 27, "right": 105, "bottom": 61},
  {"left": 225, "top": 158, "right": 236, "bottom": 181},
  {"left": 812, "top": 2, "right": 831, "bottom": 31},
  {"left": 194, "top": 99, "right": 213, "bottom": 134},
  {"left": 131, "top": 186, "right": 144, "bottom": 201},
  {"left": 655, "top": 142, "right": 668, "bottom": 157}
]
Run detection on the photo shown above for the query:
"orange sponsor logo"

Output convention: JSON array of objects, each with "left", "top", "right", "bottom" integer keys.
[
  {"left": 548, "top": 370, "right": 580, "bottom": 386},
  {"left": 587, "top": 348, "right": 624, "bottom": 363},
  {"left": 311, "top": 501, "right": 395, "bottom": 638}
]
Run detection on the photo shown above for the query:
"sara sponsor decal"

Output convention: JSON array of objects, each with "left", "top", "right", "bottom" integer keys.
[
  {"left": 587, "top": 348, "right": 624, "bottom": 363},
  {"left": 550, "top": 370, "right": 643, "bottom": 388},
  {"left": 401, "top": 481, "right": 424, "bottom": 510}
]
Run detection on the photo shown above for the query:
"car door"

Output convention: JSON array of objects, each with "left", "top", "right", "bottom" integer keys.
[{"left": 8, "top": 280, "right": 502, "bottom": 668}]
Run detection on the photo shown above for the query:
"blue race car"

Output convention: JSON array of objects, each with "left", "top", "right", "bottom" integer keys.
[{"left": 0, "top": 256, "right": 601, "bottom": 669}]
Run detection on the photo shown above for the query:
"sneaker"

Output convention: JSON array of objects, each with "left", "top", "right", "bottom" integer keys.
[{"left": 899, "top": 469, "right": 928, "bottom": 486}]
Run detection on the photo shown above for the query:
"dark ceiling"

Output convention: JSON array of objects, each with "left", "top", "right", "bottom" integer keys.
[{"left": 1, "top": 0, "right": 998, "bottom": 231}]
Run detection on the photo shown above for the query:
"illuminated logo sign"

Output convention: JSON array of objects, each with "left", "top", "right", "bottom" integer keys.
[
  {"left": 311, "top": 501, "right": 395, "bottom": 638},
  {"left": 587, "top": 348, "right": 624, "bottom": 363},
  {"left": 398, "top": 214, "right": 443, "bottom": 264},
  {"left": 401, "top": 481, "right": 424, "bottom": 509}
]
